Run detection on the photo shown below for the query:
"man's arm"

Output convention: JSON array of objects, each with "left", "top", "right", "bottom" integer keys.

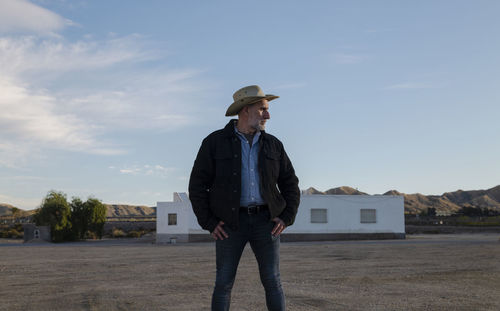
[
  {"left": 276, "top": 147, "right": 300, "bottom": 227},
  {"left": 188, "top": 137, "right": 220, "bottom": 233}
]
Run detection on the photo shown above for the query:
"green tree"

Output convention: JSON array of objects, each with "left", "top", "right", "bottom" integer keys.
[
  {"left": 11, "top": 207, "right": 20, "bottom": 218},
  {"left": 33, "top": 191, "right": 72, "bottom": 242},
  {"left": 70, "top": 197, "right": 91, "bottom": 240},
  {"left": 86, "top": 198, "right": 106, "bottom": 239}
]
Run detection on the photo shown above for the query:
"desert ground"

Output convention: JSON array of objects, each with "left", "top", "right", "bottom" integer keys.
[{"left": 1, "top": 234, "right": 499, "bottom": 311}]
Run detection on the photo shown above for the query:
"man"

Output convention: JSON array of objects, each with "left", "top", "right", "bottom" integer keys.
[{"left": 189, "top": 85, "right": 300, "bottom": 311}]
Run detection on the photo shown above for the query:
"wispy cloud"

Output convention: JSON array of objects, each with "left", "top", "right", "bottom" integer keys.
[
  {"left": 384, "top": 82, "right": 436, "bottom": 90},
  {"left": 110, "top": 164, "right": 175, "bottom": 177},
  {"left": 331, "top": 53, "right": 368, "bottom": 64},
  {"left": 0, "top": 35, "right": 158, "bottom": 76},
  {"left": 0, "top": 77, "right": 125, "bottom": 156},
  {"left": 272, "top": 82, "right": 307, "bottom": 90},
  {"left": 0, "top": 6, "right": 208, "bottom": 168},
  {"left": 364, "top": 28, "right": 395, "bottom": 34},
  {"left": 0, "top": 0, "right": 70, "bottom": 35}
]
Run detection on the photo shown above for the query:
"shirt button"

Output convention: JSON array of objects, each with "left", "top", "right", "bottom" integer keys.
[
  {"left": 233, "top": 172, "right": 237, "bottom": 176},
  {"left": 232, "top": 208, "right": 235, "bottom": 211},
  {"left": 233, "top": 190, "right": 237, "bottom": 193},
  {"left": 234, "top": 154, "right": 238, "bottom": 158}
]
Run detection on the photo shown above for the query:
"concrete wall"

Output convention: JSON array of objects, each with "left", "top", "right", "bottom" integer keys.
[
  {"left": 157, "top": 193, "right": 405, "bottom": 243},
  {"left": 23, "top": 224, "right": 51, "bottom": 243},
  {"left": 104, "top": 221, "right": 155, "bottom": 235}
]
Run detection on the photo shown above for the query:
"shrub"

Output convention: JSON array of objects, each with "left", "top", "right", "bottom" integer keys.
[
  {"left": 112, "top": 228, "right": 126, "bottom": 238},
  {"left": 6, "top": 228, "right": 23, "bottom": 239},
  {"left": 84, "top": 230, "right": 98, "bottom": 240},
  {"left": 127, "top": 230, "right": 144, "bottom": 238}
]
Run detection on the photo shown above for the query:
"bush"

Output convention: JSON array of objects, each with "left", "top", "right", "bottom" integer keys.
[
  {"left": 84, "top": 230, "right": 98, "bottom": 240},
  {"left": 127, "top": 230, "right": 144, "bottom": 238},
  {"left": 112, "top": 228, "right": 126, "bottom": 238},
  {"left": 6, "top": 228, "right": 23, "bottom": 239}
]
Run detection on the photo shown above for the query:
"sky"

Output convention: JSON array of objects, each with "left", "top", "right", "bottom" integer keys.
[{"left": 1, "top": 0, "right": 499, "bottom": 210}]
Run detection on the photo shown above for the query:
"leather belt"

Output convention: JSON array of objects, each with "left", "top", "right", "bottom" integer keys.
[{"left": 240, "top": 204, "right": 268, "bottom": 215}]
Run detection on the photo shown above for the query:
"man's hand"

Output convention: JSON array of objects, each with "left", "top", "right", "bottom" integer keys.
[
  {"left": 211, "top": 220, "right": 228, "bottom": 240},
  {"left": 271, "top": 217, "right": 286, "bottom": 237}
]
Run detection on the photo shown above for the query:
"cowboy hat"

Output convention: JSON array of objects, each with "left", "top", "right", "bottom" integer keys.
[{"left": 225, "top": 85, "right": 279, "bottom": 116}]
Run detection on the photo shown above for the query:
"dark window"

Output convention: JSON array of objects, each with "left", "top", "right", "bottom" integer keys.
[
  {"left": 311, "top": 209, "right": 327, "bottom": 223},
  {"left": 168, "top": 213, "right": 177, "bottom": 225},
  {"left": 360, "top": 209, "right": 376, "bottom": 223}
]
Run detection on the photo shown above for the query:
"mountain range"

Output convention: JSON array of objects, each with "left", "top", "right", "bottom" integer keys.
[
  {"left": 303, "top": 185, "right": 500, "bottom": 214},
  {"left": 2, "top": 185, "right": 500, "bottom": 217}
]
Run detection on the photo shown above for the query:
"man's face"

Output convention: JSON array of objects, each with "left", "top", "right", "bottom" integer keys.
[{"left": 247, "top": 99, "right": 270, "bottom": 131}]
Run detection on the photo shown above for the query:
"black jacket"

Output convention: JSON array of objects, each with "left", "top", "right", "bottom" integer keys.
[{"left": 189, "top": 119, "right": 300, "bottom": 232}]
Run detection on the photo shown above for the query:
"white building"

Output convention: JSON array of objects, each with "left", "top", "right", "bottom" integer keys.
[{"left": 156, "top": 192, "right": 405, "bottom": 243}]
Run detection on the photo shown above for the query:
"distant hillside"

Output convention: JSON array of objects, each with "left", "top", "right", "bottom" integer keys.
[
  {"left": 105, "top": 204, "right": 156, "bottom": 218},
  {"left": 0, "top": 203, "right": 16, "bottom": 216},
  {"left": 306, "top": 185, "right": 500, "bottom": 214},
  {"left": 0, "top": 204, "right": 35, "bottom": 217}
]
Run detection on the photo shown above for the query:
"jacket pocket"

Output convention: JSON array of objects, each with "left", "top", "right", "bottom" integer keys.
[{"left": 265, "top": 151, "right": 281, "bottom": 179}]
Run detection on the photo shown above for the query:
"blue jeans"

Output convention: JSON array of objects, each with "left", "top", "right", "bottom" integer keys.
[{"left": 212, "top": 209, "right": 285, "bottom": 311}]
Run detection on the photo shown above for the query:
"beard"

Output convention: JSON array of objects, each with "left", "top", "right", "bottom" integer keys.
[{"left": 250, "top": 120, "right": 266, "bottom": 131}]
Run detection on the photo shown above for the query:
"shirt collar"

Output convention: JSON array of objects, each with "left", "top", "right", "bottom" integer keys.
[{"left": 234, "top": 123, "right": 261, "bottom": 142}]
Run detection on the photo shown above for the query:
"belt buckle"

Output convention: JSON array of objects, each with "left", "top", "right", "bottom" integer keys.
[{"left": 247, "top": 205, "right": 257, "bottom": 215}]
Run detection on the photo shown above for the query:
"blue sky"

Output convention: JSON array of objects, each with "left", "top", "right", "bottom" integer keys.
[{"left": 1, "top": 0, "right": 499, "bottom": 210}]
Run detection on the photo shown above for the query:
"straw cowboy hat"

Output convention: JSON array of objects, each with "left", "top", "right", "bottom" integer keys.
[{"left": 225, "top": 85, "right": 279, "bottom": 116}]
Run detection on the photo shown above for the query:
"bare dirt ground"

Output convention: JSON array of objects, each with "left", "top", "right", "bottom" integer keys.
[{"left": 1, "top": 234, "right": 500, "bottom": 311}]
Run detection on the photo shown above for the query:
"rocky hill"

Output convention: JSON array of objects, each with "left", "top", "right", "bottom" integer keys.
[
  {"left": 303, "top": 186, "right": 367, "bottom": 195},
  {"left": 105, "top": 204, "right": 156, "bottom": 218},
  {"left": 305, "top": 185, "right": 500, "bottom": 214},
  {"left": 0, "top": 204, "right": 34, "bottom": 217}
]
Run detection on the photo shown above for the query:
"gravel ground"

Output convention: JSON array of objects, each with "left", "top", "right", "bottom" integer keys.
[{"left": 1, "top": 234, "right": 499, "bottom": 311}]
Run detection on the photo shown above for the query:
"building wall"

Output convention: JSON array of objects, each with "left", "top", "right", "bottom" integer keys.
[
  {"left": 156, "top": 193, "right": 193, "bottom": 243},
  {"left": 156, "top": 193, "right": 405, "bottom": 243},
  {"left": 288, "top": 195, "right": 404, "bottom": 234}
]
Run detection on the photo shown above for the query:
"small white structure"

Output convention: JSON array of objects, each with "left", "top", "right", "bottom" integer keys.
[{"left": 156, "top": 192, "right": 405, "bottom": 243}]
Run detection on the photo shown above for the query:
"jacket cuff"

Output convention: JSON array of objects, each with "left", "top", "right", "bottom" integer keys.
[
  {"left": 206, "top": 217, "right": 219, "bottom": 233},
  {"left": 278, "top": 210, "right": 293, "bottom": 227}
]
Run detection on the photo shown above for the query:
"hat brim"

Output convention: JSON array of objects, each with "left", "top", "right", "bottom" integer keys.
[{"left": 225, "top": 94, "right": 279, "bottom": 116}]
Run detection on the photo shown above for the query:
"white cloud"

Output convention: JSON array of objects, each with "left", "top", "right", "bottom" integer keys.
[
  {"left": 0, "top": 0, "right": 69, "bottom": 35},
  {"left": 0, "top": 77, "right": 124, "bottom": 156},
  {"left": 0, "top": 33, "right": 208, "bottom": 167},
  {"left": 112, "top": 165, "right": 175, "bottom": 177}
]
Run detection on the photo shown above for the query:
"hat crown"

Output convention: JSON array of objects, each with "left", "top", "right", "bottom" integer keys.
[
  {"left": 225, "top": 85, "right": 278, "bottom": 116},
  {"left": 233, "top": 85, "right": 265, "bottom": 102}
]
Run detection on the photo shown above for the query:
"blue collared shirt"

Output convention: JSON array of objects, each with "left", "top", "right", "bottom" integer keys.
[{"left": 235, "top": 126, "right": 266, "bottom": 207}]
